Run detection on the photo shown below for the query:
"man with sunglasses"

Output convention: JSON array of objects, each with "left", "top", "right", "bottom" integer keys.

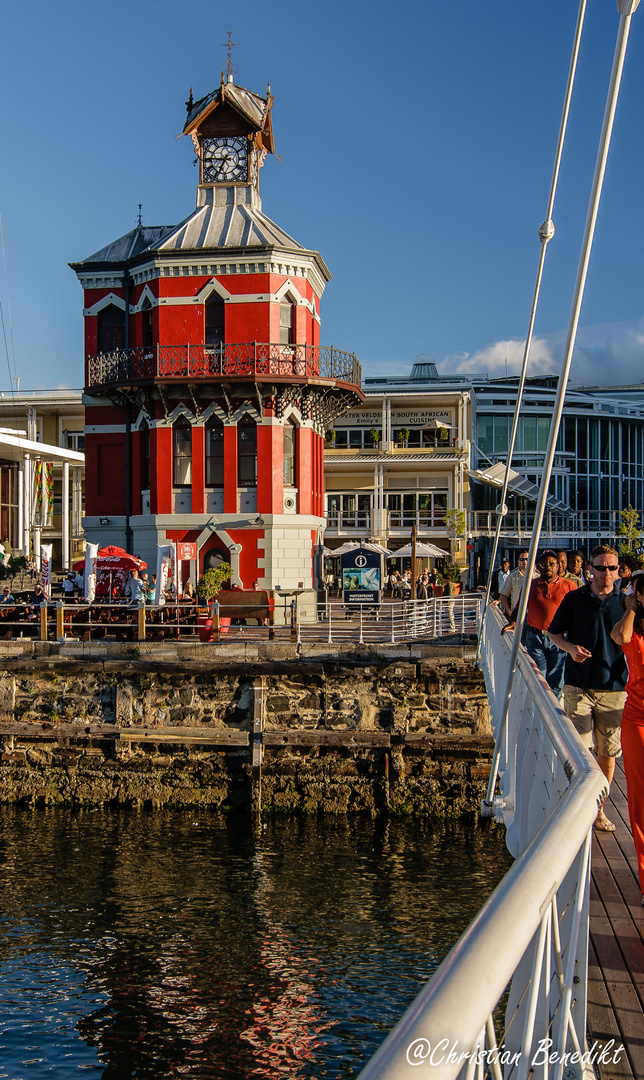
[{"left": 548, "top": 544, "right": 627, "bottom": 831}]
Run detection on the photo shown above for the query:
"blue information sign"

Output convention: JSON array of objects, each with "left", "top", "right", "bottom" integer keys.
[{"left": 341, "top": 547, "right": 381, "bottom": 604}]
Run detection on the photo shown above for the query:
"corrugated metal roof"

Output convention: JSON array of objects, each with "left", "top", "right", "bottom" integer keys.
[
  {"left": 77, "top": 225, "right": 178, "bottom": 265},
  {"left": 155, "top": 190, "right": 303, "bottom": 254},
  {"left": 73, "top": 192, "right": 307, "bottom": 266},
  {"left": 184, "top": 81, "right": 268, "bottom": 134}
]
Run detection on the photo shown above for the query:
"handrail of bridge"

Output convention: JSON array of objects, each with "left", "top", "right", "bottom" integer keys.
[{"left": 358, "top": 604, "right": 607, "bottom": 1080}]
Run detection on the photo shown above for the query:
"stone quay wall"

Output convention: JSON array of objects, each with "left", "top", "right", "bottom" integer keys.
[{"left": 0, "top": 639, "right": 493, "bottom": 815}]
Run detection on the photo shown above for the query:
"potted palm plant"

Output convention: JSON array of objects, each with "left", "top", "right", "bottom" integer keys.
[
  {"left": 368, "top": 427, "right": 381, "bottom": 449},
  {"left": 397, "top": 427, "right": 410, "bottom": 448}
]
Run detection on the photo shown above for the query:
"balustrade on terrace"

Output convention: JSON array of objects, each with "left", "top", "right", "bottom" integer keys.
[{"left": 86, "top": 343, "right": 361, "bottom": 388}]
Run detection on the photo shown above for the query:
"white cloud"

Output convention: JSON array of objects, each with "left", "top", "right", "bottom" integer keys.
[
  {"left": 438, "top": 337, "right": 555, "bottom": 378},
  {"left": 436, "top": 318, "right": 644, "bottom": 386},
  {"left": 358, "top": 319, "right": 644, "bottom": 386}
]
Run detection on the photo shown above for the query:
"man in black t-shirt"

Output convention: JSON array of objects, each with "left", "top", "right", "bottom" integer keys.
[{"left": 548, "top": 544, "right": 626, "bottom": 832}]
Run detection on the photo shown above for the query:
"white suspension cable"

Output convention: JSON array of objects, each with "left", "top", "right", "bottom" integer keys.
[
  {"left": 0, "top": 206, "right": 18, "bottom": 391},
  {"left": 484, "top": 0, "right": 641, "bottom": 815},
  {"left": 476, "top": 0, "right": 588, "bottom": 669}
]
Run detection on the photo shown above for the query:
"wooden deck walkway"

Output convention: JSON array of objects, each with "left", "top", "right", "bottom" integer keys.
[{"left": 588, "top": 759, "right": 644, "bottom": 1079}]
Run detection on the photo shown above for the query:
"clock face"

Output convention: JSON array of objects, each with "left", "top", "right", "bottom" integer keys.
[{"left": 202, "top": 137, "right": 248, "bottom": 183}]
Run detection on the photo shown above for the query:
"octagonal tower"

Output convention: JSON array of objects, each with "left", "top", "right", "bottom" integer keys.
[{"left": 71, "top": 72, "right": 363, "bottom": 593}]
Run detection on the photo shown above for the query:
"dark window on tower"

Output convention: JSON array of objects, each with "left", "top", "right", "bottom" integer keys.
[
  {"left": 205, "top": 296, "right": 225, "bottom": 347},
  {"left": 141, "top": 298, "right": 153, "bottom": 348},
  {"left": 173, "top": 419, "right": 192, "bottom": 487},
  {"left": 97, "top": 304, "right": 126, "bottom": 353},
  {"left": 238, "top": 418, "right": 257, "bottom": 486},
  {"left": 283, "top": 422, "right": 296, "bottom": 486},
  {"left": 280, "top": 299, "right": 295, "bottom": 345},
  {"left": 206, "top": 418, "right": 225, "bottom": 487}
]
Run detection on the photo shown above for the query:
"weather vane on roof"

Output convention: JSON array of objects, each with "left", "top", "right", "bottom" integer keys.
[{"left": 220, "top": 31, "right": 238, "bottom": 81}]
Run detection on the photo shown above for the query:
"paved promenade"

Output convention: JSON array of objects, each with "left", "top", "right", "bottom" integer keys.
[{"left": 589, "top": 759, "right": 644, "bottom": 1079}]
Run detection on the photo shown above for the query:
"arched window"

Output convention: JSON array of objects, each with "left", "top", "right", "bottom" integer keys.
[
  {"left": 206, "top": 417, "right": 224, "bottom": 487},
  {"left": 205, "top": 296, "right": 225, "bottom": 347},
  {"left": 141, "top": 297, "right": 153, "bottom": 348},
  {"left": 279, "top": 298, "right": 295, "bottom": 345},
  {"left": 97, "top": 304, "right": 125, "bottom": 353},
  {"left": 237, "top": 417, "right": 257, "bottom": 486},
  {"left": 283, "top": 421, "right": 296, "bottom": 486},
  {"left": 173, "top": 418, "right": 192, "bottom": 487}
]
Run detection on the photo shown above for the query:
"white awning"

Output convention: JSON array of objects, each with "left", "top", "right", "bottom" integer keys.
[
  {"left": 0, "top": 431, "right": 84, "bottom": 465},
  {"left": 469, "top": 463, "right": 572, "bottom": 514}
]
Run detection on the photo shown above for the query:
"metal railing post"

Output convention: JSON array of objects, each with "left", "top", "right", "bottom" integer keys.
[{"left": 328, "top": 601, "right": 333, "bottom": 644}]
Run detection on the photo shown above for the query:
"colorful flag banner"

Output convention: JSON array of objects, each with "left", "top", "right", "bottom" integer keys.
[{"left": 33, "top": 461, "right": 54, "bottom": 528}]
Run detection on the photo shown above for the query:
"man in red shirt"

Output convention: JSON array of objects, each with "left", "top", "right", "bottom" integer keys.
[{"left": 504, "top": 549, "right": 578, "bottom": 699}]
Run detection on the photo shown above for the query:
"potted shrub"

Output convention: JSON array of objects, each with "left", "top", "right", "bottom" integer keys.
[
  {"left": 325, "top": 429, "right": 336, "bottom": 447},
  {"left": 397, "top": 427, "right": 410, "bottom": 448},
  {"left": 197, "top": 563, "right": 233, "bottom": 640},
  {"left": 368, "top": 427, "right": 381, "bottom": 449}
]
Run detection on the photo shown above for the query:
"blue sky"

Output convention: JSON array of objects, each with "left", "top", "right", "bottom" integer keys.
[{"left": 0, "top": 0, "right": 643, "bottom": 391}]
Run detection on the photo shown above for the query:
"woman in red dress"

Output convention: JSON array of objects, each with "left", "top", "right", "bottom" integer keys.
[{"left": 610, "top": 570, "right": 644, "bottom": 905}]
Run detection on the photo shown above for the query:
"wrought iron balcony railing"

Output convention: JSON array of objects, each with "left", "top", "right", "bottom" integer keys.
[{"left": 86, "top": 343, "right": 361, "bottom": 389}]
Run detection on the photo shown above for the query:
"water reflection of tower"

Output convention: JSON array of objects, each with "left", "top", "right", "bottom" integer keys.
[
  {"left": 71, "top": 69, "right": 363, "bottom": 597},
  {"left": 241, "top": 846, "right": 330, "bottom": 1073}
]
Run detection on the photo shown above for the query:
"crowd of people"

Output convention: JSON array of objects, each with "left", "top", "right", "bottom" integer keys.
[{"left": 492, "top": 544, "right": 644, "bottom": 908}]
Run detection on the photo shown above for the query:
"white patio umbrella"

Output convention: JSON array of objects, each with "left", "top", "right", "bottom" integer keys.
[
  {"left": 330, "top": 541, "right": 392, "bottom": 556},
  {"left": 423, "top": 418, "right": 455, "bottom": 430},
  {"left": 387, "top": 542, "right": 448, "bottom": 559}
]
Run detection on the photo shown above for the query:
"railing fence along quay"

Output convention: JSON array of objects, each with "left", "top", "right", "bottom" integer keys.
[
  {"left": 470, "top": 509, "right": 624, "bottom": 539},
  {"left": 86, "top": 342, "right": 361, "bottom": 388},
  {"left": 358, "top": 606, "right": 607, "bottom": 1080},
  {"left": 0, "top": 595, "right": 481, "bottom": 645}
]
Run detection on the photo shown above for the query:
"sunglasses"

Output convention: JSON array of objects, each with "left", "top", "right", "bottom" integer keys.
[{"left": 591, "top": 564, "right": 619, "bottom": 572}]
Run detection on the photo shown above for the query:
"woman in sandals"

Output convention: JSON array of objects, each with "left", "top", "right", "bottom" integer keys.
[{"left": 610, "top": 570, "right": 644, "bottom": 905}]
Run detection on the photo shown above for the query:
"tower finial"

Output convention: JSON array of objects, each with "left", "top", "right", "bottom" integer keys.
[
  {"left": 137, "top": 204, "right": 143, "bottom": 227},
  {"left": 220, "top": 30, "right": 238, "bottom": 83}
]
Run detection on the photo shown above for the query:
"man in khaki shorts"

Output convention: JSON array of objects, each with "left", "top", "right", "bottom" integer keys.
[{"left": 548, "top": 544, "right": 627, "bottom": 831}]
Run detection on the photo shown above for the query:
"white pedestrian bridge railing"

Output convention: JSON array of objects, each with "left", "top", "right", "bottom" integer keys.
[{"left": 358, "top": 604, "right": 607, "bottom": 1080}]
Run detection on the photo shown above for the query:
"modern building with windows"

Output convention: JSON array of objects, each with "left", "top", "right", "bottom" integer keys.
[
  {"left": 329, "top": 361, "right": 644, "bottom": 580},
  {"left": 324, "top": 361, "right": 472, "bottom": 565}
]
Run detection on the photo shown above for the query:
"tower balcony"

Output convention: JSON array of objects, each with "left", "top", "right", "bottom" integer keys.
[{"left": 86, "top": 342, "right": 362, "bottom": 392}]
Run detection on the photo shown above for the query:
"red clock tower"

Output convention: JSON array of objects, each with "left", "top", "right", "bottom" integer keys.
[{"left": 71, "top": 72, "right": 363, "bottom": 594}]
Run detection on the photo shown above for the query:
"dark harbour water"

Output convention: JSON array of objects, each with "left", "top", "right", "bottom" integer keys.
[{"left": 0, "top": 808, "right": 512, "bottom": 1080}]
